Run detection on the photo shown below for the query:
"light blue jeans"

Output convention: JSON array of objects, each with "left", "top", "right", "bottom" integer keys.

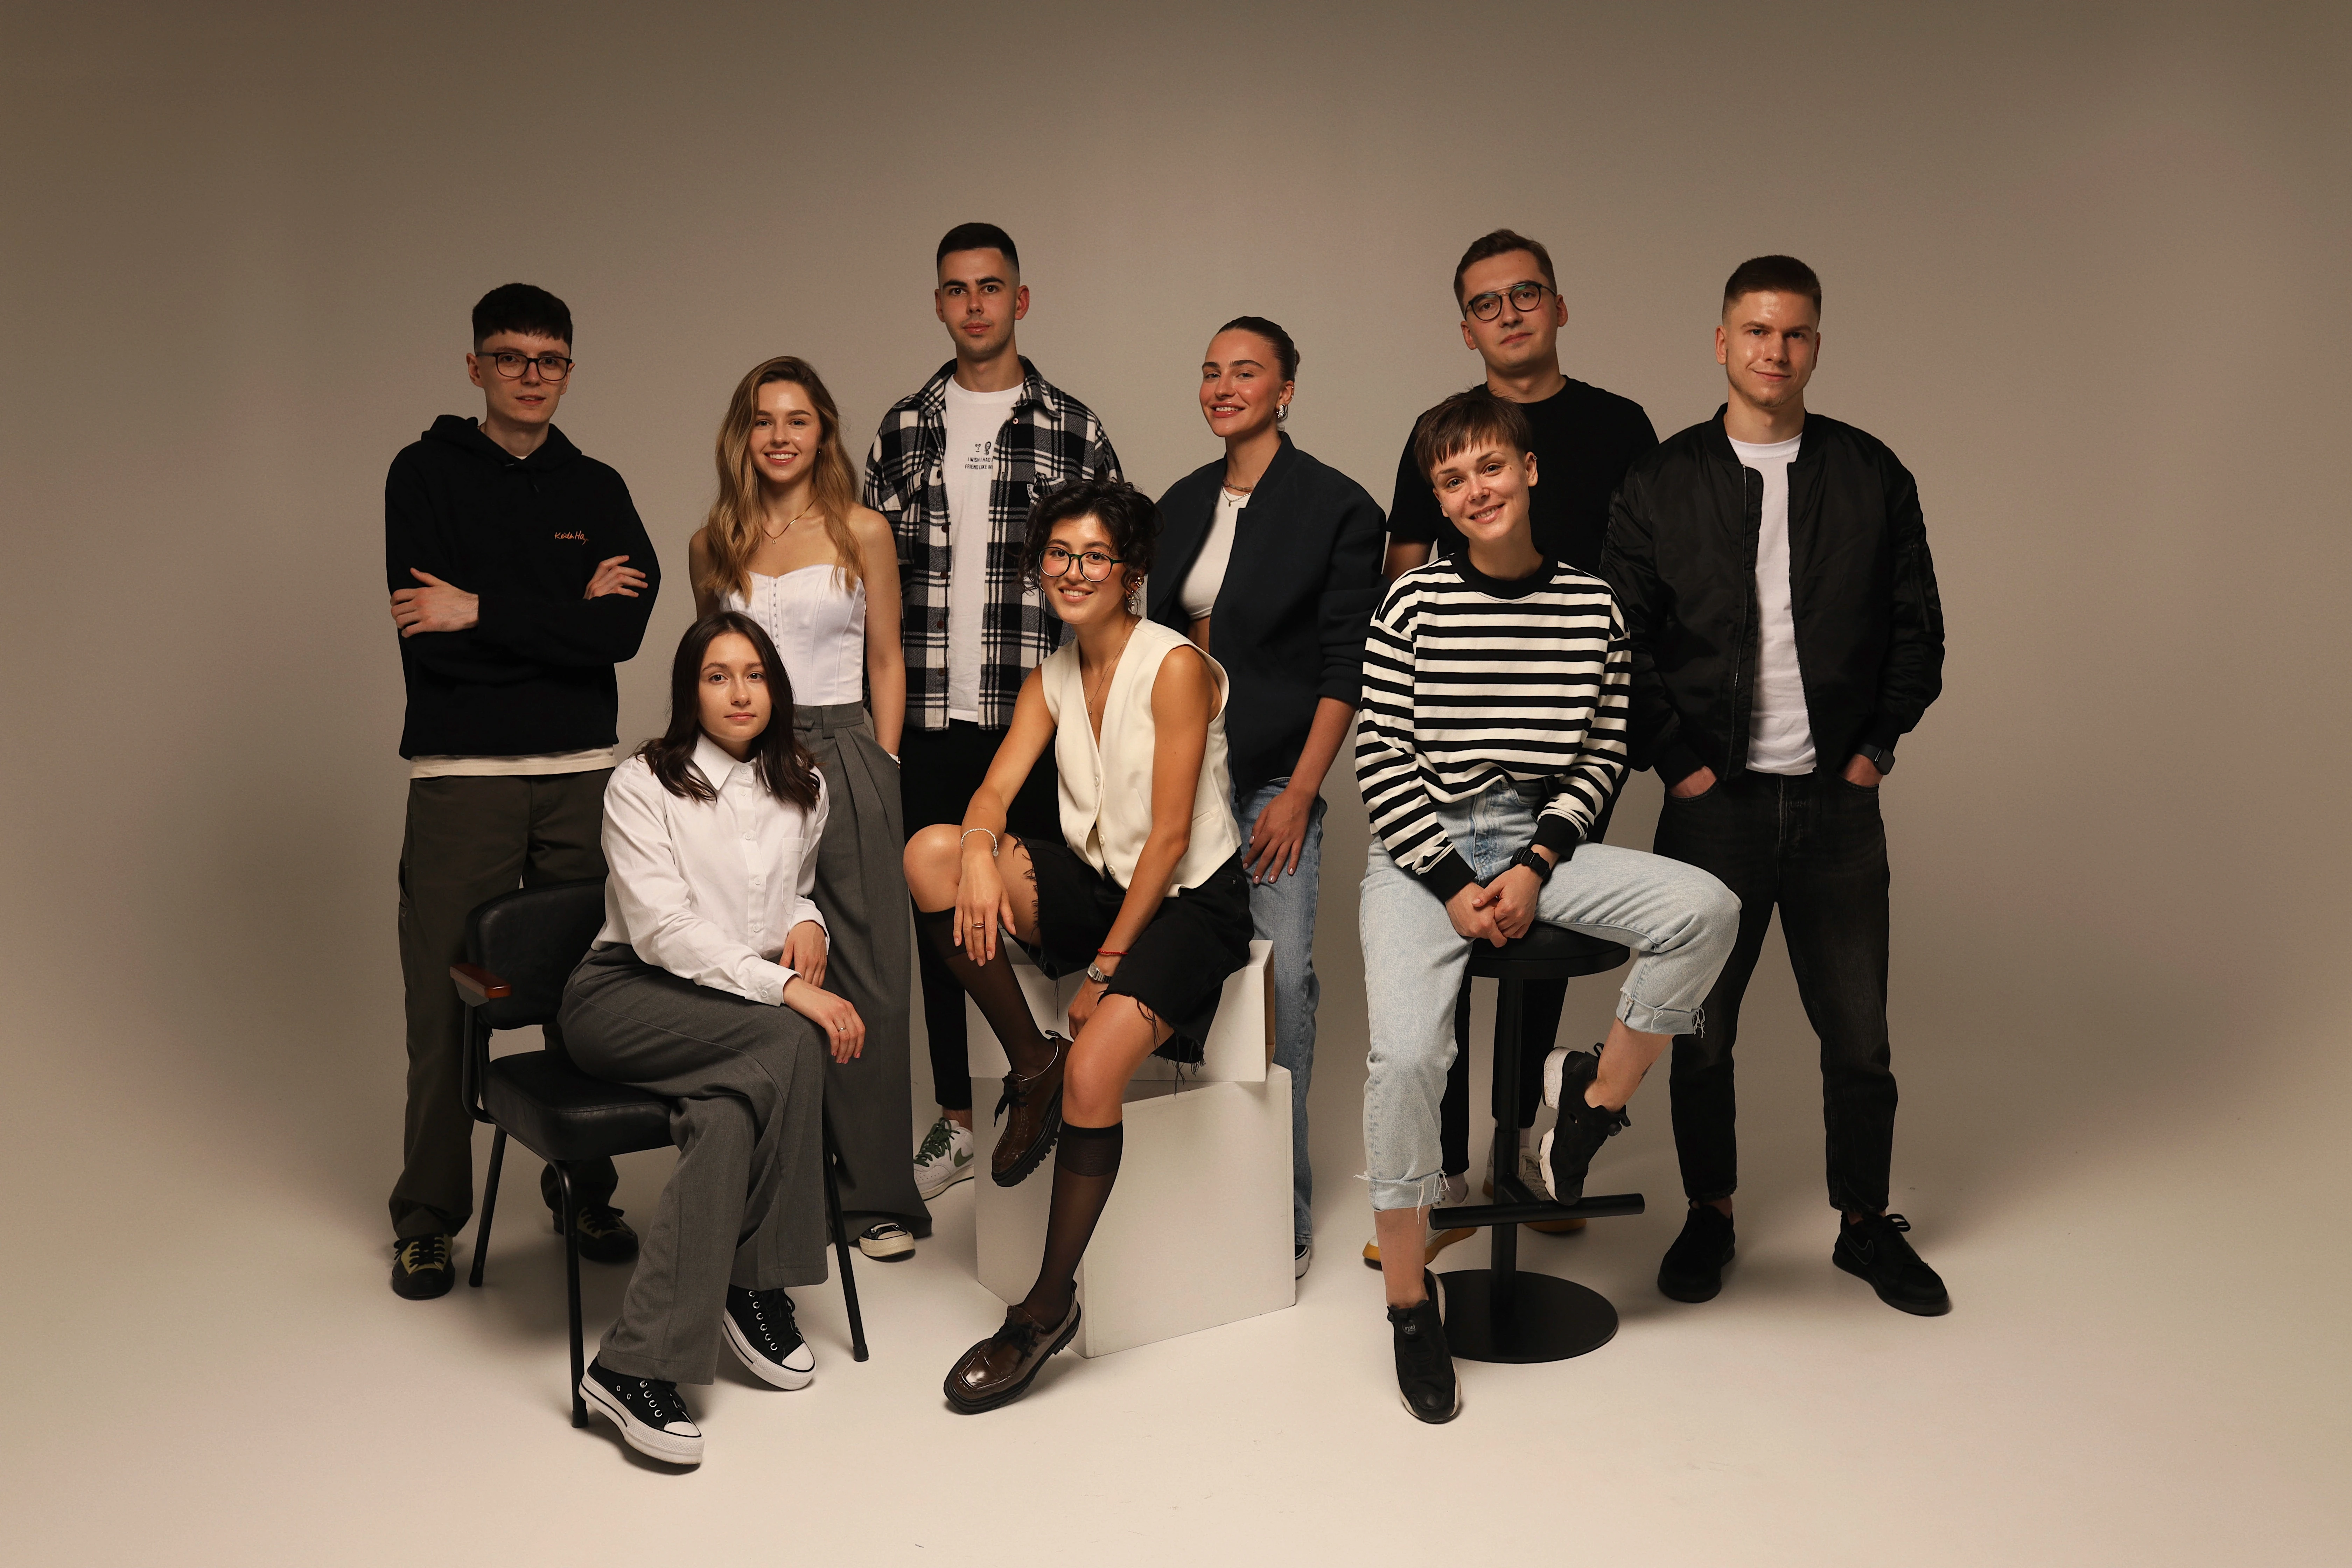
[
  {"left": 1237, "top": 776, "right": 1325, "bottom": 1246},
  {"left": 1360, "top": 779, "right": 1740, "bottom": 1213}
]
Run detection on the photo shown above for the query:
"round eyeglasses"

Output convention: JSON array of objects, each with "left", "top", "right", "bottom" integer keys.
[
  {"left": 1036, "top": 544, "right": 1124, "bottom": 582},
  {"left": 1464, "top": 282, "right": 1553, "bottom": 322},
  {"left": 482, "top": 350, "right": 574, "bottom": 381}
]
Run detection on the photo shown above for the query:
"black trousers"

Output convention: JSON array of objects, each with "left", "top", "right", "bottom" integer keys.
[
  {"left": 1652, "top": 768, "right": 1897, "bottom": 1215},
  {"left": 898, "top": 720, "right": 1060, "bottom": 1113}
]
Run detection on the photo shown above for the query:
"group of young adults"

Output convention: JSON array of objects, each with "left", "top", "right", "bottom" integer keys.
[{"left": 382, "top": 220, "right": 1947, "bottom": 1462}]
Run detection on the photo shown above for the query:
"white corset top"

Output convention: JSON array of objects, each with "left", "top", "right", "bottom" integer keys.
[{"left": 728, "top": 566, "right": 866, "bottom": 708}]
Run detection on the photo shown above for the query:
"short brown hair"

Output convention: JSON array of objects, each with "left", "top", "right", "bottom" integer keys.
[
  {"left": 1411, "top": 387, "right": 1534, "bottom": 481},
  {"left": 1452, "top": 229, "right": 1557, "bottom": 310},
  {"left": 1722, "top": 254, "right": 1822, "bottom": 314}
]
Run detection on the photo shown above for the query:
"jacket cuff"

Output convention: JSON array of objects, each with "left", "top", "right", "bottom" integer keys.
[
  {"left": 1417, "top": 850, "right": 1476, "bottom": 903},
  {"left": 1862, "top": 717, "right": 1907, "bottom": 755},
  {"left": 1531, "top": 817, "right": 1584, "bottom": 860},
  {"left": 1655, "top": 737, "right": 1707, "bottom": 788}
]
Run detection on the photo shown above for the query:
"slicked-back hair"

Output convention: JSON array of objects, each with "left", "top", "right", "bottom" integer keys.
[
  {"left": 639, "top": 612, "right": 821, "bottom": 811},
  {"left": 1451, "top": 229, "right": 1557, "bottom": 310},
  {"left": 1722, "top": 254, "right": 1822, "bottom": 315},
  {"left": 1411, "top": 386, "right": 1535, "bottom": 482},
  {"left": 1214, "top": 315, "right": 1299, "bottom": 382},
  {"left": 472, "top": 282, "right": 572, "bottom": 348},
  {"left": 1021, "top": 477, "right": 1161, "bottom": 589},
  {"left": 937, "top": 222, "right": 1020, "bottom": 273}
]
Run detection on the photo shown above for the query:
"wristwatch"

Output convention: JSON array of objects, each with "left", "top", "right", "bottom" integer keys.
[
  {"left": 1084, "top": 960, "right": 1116, "bottom": 985},
  {"left": 1509, "top": 846, "right": 1556, "bottom": 884},
  {"left": 1856, "top": 742, "right": 1897, "bottom": 775}
]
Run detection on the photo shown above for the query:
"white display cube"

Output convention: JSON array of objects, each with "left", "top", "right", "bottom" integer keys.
[{"left": 965, "top": 940, "right": 1294, "bottom": 1357}]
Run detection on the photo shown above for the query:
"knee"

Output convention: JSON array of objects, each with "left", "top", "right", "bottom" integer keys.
[
  {"left": 904, "top": 824, "right": 964, "bottom": 909},
  {"left": 1689, "top": 877, "right": 1742, "bottom": 948}
]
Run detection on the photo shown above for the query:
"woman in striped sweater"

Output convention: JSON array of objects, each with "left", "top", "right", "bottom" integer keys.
[{"left": 1357, "top": 388, "right": 1740, "bottom": 1423}]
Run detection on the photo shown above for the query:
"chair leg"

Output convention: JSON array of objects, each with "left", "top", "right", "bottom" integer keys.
[
  {"left": 555, "top": 1162, "right": 587, "bottom": 1428},
  {"left": 469, "top": 1127, "right": 507, "bottom": 1288},
  {"left": 1490, "top": 977, "right": 1526, "bottom": 1302},
  {"left": 821, "top": 1115, "right": 868, "bottom": 1362}
]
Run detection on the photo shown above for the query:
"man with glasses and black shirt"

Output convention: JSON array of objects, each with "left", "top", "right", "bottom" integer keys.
[
  {"left": 1367, "top": 230, "right": 1658, "bottom": 1269},
  {"left": 383, "top": 282, "right": 661, "bottom": 1299},
  {"left": 863, "top": 223, "right": 1122, "bottom": 1208}
]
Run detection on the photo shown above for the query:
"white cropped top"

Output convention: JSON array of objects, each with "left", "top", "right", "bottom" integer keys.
[{"left": 728, "top": 565, "right": 866, "bottom": 708}]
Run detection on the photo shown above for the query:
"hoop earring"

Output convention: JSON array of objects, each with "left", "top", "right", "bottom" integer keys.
[{"left": 1276, "top": 401, "right": 1290, "bottom": 425}]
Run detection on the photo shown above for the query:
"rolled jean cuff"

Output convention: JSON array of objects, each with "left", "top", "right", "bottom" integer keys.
[
  {"left": 1368, "top": 1171, "right": 1448, "bottom": 1213},
  {"left": 1617, "top": 994, "right": 1703, "bottom": 1038}
]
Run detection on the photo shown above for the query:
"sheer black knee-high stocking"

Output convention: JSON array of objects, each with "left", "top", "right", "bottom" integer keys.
[
  {"left": 913, "top": 906, "right": 1056, "bottom": 1077},
  {"left": 1018, "top": 1120, "right": 1123, "bottom": 1326}
]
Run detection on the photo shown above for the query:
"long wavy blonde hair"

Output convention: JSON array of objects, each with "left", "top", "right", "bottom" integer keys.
[{"left": 696, "top": 356, "right": 864, "bottom": 605}]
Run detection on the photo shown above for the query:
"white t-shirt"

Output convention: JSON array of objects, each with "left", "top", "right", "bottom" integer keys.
[
  {"left": 1729, "top": 432, "right": 1815, "bottom": 775},
  {"left": 941, "top": 380, "right": 1022, "bottom": 723},
  {"left": 1177, "top": 487, "right": 1248, "bottom": 623}
]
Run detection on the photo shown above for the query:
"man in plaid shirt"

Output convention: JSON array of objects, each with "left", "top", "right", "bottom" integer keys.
[{"left": 863, "top": 222, "right": 1122, "bottom": 1204}]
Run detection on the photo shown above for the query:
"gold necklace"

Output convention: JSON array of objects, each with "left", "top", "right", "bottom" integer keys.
[
  {"left": 1082, "top": 615, "right": 1140, "bottom": 721},
  {"left": 757, "top": 504, "right": 819, "bottom": 542}
]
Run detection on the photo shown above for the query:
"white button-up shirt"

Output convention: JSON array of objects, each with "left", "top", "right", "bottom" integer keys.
[{"left": 595, "top": 735, "right": 828, "bottom": 1006}]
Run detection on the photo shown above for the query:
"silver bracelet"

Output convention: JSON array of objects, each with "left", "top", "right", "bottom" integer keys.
[{"left": 959, "top": 827, "right": 999, "bottom": 857}]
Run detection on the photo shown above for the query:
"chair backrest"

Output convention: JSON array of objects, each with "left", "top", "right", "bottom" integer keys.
[{"left": 464, "top": 879, "right": 610, "bottom": 1030}]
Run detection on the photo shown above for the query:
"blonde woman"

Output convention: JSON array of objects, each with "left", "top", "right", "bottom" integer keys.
[{"left": 690, "top": 356, "right": 922, "bottom": 1255}]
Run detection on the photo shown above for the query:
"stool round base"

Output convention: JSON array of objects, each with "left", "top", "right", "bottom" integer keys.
[{"left": 1438, "top": 1268, "right": 1618, "bottom": 1364}]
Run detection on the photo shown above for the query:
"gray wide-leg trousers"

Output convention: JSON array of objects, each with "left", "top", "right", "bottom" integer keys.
[{"left": 559, "top": 944, "right": 831, "bottom": 1385}]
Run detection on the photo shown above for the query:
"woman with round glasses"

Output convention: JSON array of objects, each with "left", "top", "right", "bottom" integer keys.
[
  {"left": 902, "top": 477, "right": 1253, "bottom": 1412},
  {"left": 688, "top": 356, "right": 925, "bottom": 1259},
  {"left": 1147, "top": 315, "right": 1385, "bottom": 1277}
]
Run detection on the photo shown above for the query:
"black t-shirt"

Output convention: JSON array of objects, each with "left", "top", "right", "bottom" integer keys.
[{"left": 1388, "top": 377, "right": 1658, "bottom": 571}]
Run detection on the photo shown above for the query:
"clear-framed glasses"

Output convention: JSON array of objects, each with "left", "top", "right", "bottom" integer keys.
[
  {"left": 482, "top": 350, "right": 574, "bottom": 380},
  {"left": 1464, "top": 282, "right": 1552, "bottom": 322},
  {"left": 1036, "top": 544, "right": 1123, "bottom": 582}
]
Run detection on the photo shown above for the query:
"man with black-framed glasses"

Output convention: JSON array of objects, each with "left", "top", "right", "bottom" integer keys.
[
  {"left": 1366, "top": 228, "right": 1659, "bottom": 1272},
  {"left": 382, "top": 282, "right": 661, "bottom": 1300}
]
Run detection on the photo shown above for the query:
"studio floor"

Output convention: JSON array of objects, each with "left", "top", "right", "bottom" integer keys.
[{"left": 12, "top": 956, "right": 2347, "bottom": 1568}]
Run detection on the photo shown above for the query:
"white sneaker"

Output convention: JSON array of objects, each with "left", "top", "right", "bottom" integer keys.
[
  {"left": 912, "top": 1116, "right": 975, "bottom": 1199},
  {"left": 1295, "top": 1239, "right": 1314, "bottom": 1279},
  {"left": 1361, "top": 1174, "right": 1473, "bottom": 1270}
]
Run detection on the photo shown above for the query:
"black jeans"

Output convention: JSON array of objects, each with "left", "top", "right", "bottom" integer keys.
[
  {"left": 1652, "top": 769, "right": 1896, "bottom": 1215},
  {"left": 898, "top": 720, "right": 1060, "bottom": 1113}
]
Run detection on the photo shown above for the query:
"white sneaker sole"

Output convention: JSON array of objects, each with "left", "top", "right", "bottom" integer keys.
[
  {"left": 580, "top": 1376, "right": 704, "bottom": 1465},
  {"left": 1541, "top": 1046, "right": 1571, "bottom": 1110},
  {"left": 858, "top": 1226, "right": 916, "bottom": 1260},
  {"left": 913, "top": 1160, "right": 975, "bottom": 1201},
  {"left": 724, "top": 1313, "right": 816, "bottom": 1390}
]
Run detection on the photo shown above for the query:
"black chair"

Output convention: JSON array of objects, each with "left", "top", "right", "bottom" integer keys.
[
  {"left": 1433, "top": 924, "right": 1645, "bottom": 1363},
  {"left": 451, "top": 879, "right": 867, "bottom": 1428}
]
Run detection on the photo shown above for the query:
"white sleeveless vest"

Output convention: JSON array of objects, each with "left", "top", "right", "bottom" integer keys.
[{"left": 1039, "top": 618, "right": 1240, "bottom": 892}]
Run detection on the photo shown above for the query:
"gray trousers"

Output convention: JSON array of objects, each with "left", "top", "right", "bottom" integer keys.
[
  {"left": 796, "top": 702, "right": 927, "bottom": 1230},
  {"left": 559, "top": 944, "right": 831, "bottom": 1385}
]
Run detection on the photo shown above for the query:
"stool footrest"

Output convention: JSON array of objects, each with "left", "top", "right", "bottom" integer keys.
[{"left": 1434, "top": 1191, "right": 1644, "bottom": 1229}]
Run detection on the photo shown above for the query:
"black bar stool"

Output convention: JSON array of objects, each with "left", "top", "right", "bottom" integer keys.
[{"left": 1434, "top": 924, "right": 1643, "bottom": 1363}]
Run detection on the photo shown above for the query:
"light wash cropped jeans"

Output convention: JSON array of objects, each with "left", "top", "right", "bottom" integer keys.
[
  {"left": 1360, "top": 779, "right": 1741, "bottom": 1214},
  {"left": 1236, "top": 776, "right": 1326, "bottom": 1247}
]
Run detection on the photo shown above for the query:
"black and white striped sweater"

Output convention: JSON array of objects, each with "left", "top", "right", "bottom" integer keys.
[{"left": 1355, "top": 556, "right": 1630, "bottom": 900}]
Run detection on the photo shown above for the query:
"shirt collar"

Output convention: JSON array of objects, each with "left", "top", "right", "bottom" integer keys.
[
  {"left": 917, "top": 356, "right": 1051, "bottom": 419},
  {"left": 692, "top": 733, "right": 755, "bottom": 793}
]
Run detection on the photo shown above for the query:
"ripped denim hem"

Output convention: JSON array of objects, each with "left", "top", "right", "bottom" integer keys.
[
  {"left": 1617, "top": 996, "right": 1706, "bottom": 1038},
  {"left": 1367, "top": 1172, "right": 1448, "bottom": 1213}
]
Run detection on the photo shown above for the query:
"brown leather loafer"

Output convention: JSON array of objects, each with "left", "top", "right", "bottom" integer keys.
[
  {"left": 989, "top": 1035, "right": 1068, "bottom": 1188},
  {"left": 943, "top": 1301, "right": 1081, "bottom": 1413}
]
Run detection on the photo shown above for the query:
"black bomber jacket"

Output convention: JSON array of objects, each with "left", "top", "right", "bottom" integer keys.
[{"left": 1598, "top": 408, "right": 1944, "bottom": 786}]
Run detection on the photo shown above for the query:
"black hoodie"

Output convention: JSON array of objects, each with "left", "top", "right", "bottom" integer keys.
[{"left": 385, "top": 415, "right": 660, "bottom": 758}]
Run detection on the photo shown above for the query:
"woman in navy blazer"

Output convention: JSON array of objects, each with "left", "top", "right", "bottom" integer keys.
[{"left": 1148, "top": 316, "right": 1385, "bottom": 1275}]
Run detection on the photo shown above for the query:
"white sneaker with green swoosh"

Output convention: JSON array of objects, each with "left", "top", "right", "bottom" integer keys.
[{"left": 912, "top": 1116, "right": 975, "bottom": 1199}]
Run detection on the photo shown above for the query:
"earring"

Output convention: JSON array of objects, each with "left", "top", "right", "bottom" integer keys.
[{"left": 1277, "top": 401, "right": 1290, "bottom": 424}]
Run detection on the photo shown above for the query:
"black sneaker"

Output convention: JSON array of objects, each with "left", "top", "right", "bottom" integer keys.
[
  {"left": 1538, "top": 1048, "right": 1629, "bottom": 1204},
  {"left": 1833, "top": 1213, "right": 1951, "bottom": 1316},
  {"left": 390, "top": 1233, "right": 455, "bottom": 1300},
  {"left": 858, "top": 1220, "right": 916, "bottom": 1261},
  {"left": 1657, "top": 1204, "right": 1737, "bottom": 1302},
  {"left": 723, "top": 1286, "right": 816, "bottom": 1388},
  {"left": 555, "top": 1204, "right": 639, "bottom": 1265},
  {"left": 580, "top": 1359, "right": 704, "bottom": 1465},
  {"left": 1386, "top": 1270, "right": 1460, "bottom": 1424}
]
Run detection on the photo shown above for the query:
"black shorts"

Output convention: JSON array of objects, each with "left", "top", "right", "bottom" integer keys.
[{"left": 1015, "top": 839, "right": 1253, "bottom": 1064}]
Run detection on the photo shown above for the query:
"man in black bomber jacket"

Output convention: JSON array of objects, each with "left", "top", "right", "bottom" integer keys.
[
  {"left": 382, "top": 284, "right": 660, "bottom": 1300},
  {"left": 1601, "top": 255, "right": 1950, "bottom": 1317}
]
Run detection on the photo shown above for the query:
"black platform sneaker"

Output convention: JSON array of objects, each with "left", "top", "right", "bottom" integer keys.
[
  {"left": 1538, "top": 1048, "right": 1629, "bottom": 1204},
  {"left": 723, "top": 1286, "right": 816, "bottom": 1388},
  {"left": 580, "top": 1360, "right": 704, "bottom": 1465},
  {"left": 1387, "top": 1270, "right": 1460, "bottom": 1424}
]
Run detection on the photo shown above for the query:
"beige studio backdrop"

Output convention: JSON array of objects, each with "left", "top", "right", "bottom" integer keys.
[{"left": 3, "top": 2, "right": 2347, "bottom": 1563}]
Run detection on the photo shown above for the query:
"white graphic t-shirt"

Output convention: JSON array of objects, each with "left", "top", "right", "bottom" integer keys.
[{"left": 941, "top": 380, "right": 1022, "bottom": 723}]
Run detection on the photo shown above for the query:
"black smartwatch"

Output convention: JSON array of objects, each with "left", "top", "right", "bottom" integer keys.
[
  {"left": 1508, "top": 846, "right": 1556, "bottom": 884},
  {"left": 1856, "top": 742, "right": 1896, "bottom": 775}
]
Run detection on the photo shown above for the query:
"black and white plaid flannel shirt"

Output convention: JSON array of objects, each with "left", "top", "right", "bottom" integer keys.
[{"left": 863, "top": 357, "right": 1122, "bottom": 732}]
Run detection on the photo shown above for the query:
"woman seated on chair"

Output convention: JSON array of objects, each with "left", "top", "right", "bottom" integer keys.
[
  {"left": 558, "top": 610, "right": 867, "bottom": 1466},
  {"left": 903, "top": 477, "right": 1254, "bottom": 1413}
]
